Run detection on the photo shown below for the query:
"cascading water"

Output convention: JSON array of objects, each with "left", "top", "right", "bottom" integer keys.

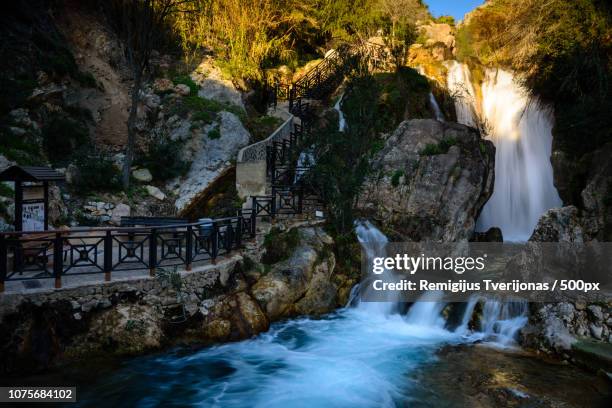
[
  {"left": 475, "top": 69, "right": 562, "bottom": 241},
  {"left": 334, "top": 94, "right": 347, "bottom": 131},
  {"left": 74, "top": 222, "right": 525, "bottom": 407},
  {"left": 428, "top": 93, "right": 445, "bottom": 121},
  {"left": 446, "top": 60, "right": 477, "bottom": 127}
]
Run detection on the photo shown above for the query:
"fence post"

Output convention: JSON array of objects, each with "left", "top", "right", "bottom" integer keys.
[
  {"left": 211, "top": 222, "right": 218, "bottom": 264},
  {"left": 226, "top": 220, "right": 234, "bottom": 253},
  {"left": 0, "top": 235, "right": 6, "bottom": 293},
  {"left": 298, "top": 185, "right": 304, "bottom": 215},
  {"left": 53, "top": 232, "right": 63, "bottom": 289},
  {"left": 185, "top": 225, "right": 193, "bottom": 271},
  {"left": 104, "top": 230, "right": 112, "bottom": 282},
  {"left": 235, "top": 217, "right": 242, "bottom": 249},
  {"left": 251, "top": 197, "right": 257, "bottom": 237},
  {"left": 149, "top": 228, "right": 157, "bottom": 277},
  {"left": 271, "top": 187, "right": 277, "bottom": 219}
]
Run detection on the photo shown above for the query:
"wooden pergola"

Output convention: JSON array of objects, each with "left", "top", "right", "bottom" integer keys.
[{"left": 0, "top": 165, "right": 65, "bottom": 231}]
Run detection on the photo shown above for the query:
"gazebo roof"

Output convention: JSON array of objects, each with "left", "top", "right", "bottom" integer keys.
[{"left": 0, "top": 165, "right": 65, "bottom": 182}]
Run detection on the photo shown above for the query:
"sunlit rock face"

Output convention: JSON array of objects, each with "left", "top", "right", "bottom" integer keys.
[
  {"left": 174, "top": 111, "right": 250, "bottom": 214},
  {"left": 359, "top": 119, "right": 495, "bottom": 242}
]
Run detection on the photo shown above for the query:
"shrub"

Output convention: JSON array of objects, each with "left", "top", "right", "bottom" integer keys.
[
  {"left": 137, "top": 138, "right": 190, "bottom": 181},
  {"left": 420, "top": 137, "right": 457, "bottom": 156},
  {"left": 42, "top": 115, "right": 89, "bottom": 164},
  {"left": 72, "top": 150, "right": 121, "bottom": 193},
  {"left": 262, "top": 227, "right": 300, "bottom": 265},
  {"left": 207, "top": 126, "right": 221, "bottom": 140},
  {"left": 245, "top": 115, "right": 283, "bottom": 142}
]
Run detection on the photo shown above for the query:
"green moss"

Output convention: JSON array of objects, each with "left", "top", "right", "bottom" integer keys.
[
  {"left": 420, "top": 137, "right": 458, "bottom": 156},
  {"left": 262, "top": 227, "right": 301, "bottom": 265},
  {"left": 207, "top": 126, "right": 221, "bottom": 140}
]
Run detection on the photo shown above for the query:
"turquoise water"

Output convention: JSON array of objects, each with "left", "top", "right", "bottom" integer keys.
[{"left": 75, "top": 307, "right": 463, "bottom": 407}]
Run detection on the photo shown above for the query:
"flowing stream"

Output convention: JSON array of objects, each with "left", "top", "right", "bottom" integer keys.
[{"left": 75, "top": 222, "right": 527, "bottom": 407}]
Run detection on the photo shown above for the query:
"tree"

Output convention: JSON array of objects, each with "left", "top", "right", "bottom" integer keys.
[
  {"left": 103, "top": 0, "right": 189, "bottom": 189},
  {"left": 377, "top": 0, "right": 428, "bottom": 46}
]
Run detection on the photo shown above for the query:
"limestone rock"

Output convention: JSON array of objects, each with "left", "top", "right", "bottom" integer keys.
[
  {"left": 174, "top": 84, "right": 191, "bottom": 96},
  {"left": 153, "top": 78, "right": 174, "bottom": 93},
  {"left": 191, "top": 58, "right": 244, "bottom": 109},
  {"left": 529, "top": 206, "right": 584, "bottom": 242},
  {"left": 132, "top": 168, "right": 153, "bottom": 182},
  {"left": 174, "top": 111, "right": 250, "bottom": 213},
  {"left": 110, "top": 203, "right": 131, "bottom": 225},
  {"left": 146, "top": 185, "right": 166, "bottom": 201},
  {"left": 252, "top": 227, "right": 337, "bottom": 320},
  {"left": 359, "top": 119, "right": 495, "bottom": 241}
]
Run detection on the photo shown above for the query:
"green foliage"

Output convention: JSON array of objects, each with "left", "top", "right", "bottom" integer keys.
[
  {"left": 72, "top": 150, "right": 122, "bottom": 193},
  {"left": 245, "top": 115, "right": 283, "bottom": 142},
  {"left": 420, "top": 137, "right": 457, "bottom": 156},
  {"left": 434, "top": 15, "right": 455, "bottom": 25},
  {"left": 207, "top": 126, "right": 221, "bottom": 140},
  {"left": 42, "top": 115, "right": 89, "bottom": 164},
  {"left": 262, "top": 227, "right": 300, "bottom": 264},
  {"left": 0, "top": 77, "right": 37, "bottom": 116},
  {"left": 137, "top": 138, "right": 190, "bottom": 181},
  {"left": 172, "top": 74, "right": 199, "bottom": 94},
  {"left": 306, "top": 73, "right": 385, "bottom": 233},
  {"left": 0, "top": 183, "right": 13, "bottom": 198},
  {"left": 391, "top": 170, "right": 404, "bottom": 187},
  {"left": 0, "top": 126, "right": 43, "bottom": 165}
]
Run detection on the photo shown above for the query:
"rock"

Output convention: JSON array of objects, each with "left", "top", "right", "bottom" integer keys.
[
  {"left": 132, "top": 168, "right": 153, "bottom": 182},
  {"left": 192, "top": 58, "right": 245, "bottom": 109},
  {"left": 575, "top": 300, "right": 587, "bottom": 311},
  {"left": 587, "top": 305, "right": 604, "bottom": 322},
  {"left": 28, "top": 83, "right": 66, "bottom": 104},
  {"left": 472, "top": 227, "right": 503, "bottom": 242},
  {"left": 110, "top": 203, "right": 131, "bottom": 225},
  {"left": 146, "top": 185, "right": 166, "bottom": 201},
  {"left": 153, "top": 78, "right": 174, "bottom": 93},
  {"left": 421, "top": 23, "right": 455, "bottom": 49},
  {"left": 521, "top": 312, "right": 577, "bottom": 353},
  {"left": 251, "top": 227, "right": 337, "bottom": 320},
  {"left": 81, "top": 300, "right": 98, "bottom": 313},
  {"left": 589, "top": 324, "right": 603, "bottom": 340},
  {"left": 0, "top": 154, "right": 15, "bottom": 171},
  {"left": 174, "top": 111, "right": 250, "bottom": 213},
  {"left": 529, "top": 206, "right": 584, "bottom": 242},
  {"left": 359, "top": 119, "right": 495, "bottom": 241},
  {"left": 174, "top": 84, "right": 191, "bottom": 96}
]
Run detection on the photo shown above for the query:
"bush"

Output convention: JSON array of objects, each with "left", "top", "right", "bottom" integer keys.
[
  {"left": 245, "top": 115, "right": 283, "bottom": 142},
  {"left": 262, "top": 227, "right": 300, "bottom": 265},
  {"left": 137, "top": 138, "right": 190, "bottom": 181},
  {"left": 73, "top": 151, "right": 121, "bottom": 193},
  {"left": 42, "top": 115, "right": 89, "bottom": 164},
  {"left": 0, "top": 126, "right": 43, "bottom": 165},
  {"left": 207, "top": 126, "right": 221, "bottom": 140},
  {"left": 420, "top": 137, "right": 457, "bottom": 156}
]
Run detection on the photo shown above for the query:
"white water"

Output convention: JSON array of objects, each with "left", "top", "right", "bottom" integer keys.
[
  {"left": 446, "top": 60, "right": 477, "bottom": 127},
  {"left": 334, "top": 94, "right": 347, "bottom": 131},
  {"left": 475, "top": 69, "right": 562, "bottom": 241},
  {"left": 80, "top": 222, "right": 527, "bottom": 406},
  {"left": 428, "top": 93, "right": 445, "bottom": 121}
]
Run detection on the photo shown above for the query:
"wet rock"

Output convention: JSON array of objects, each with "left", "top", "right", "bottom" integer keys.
[
  {"left": 359, "top": 119, "right": 495, "bottom": 241},
  {"left": 587, "top": 305, "right": 604, "bottom": 322},
  {"left": 471, "top": 227, "right": 503, "bottom": 242},
  {"left": 529, "top": 206, "right": 584, "bottom": 242},
  {"left": 252, "top": 227, "right": 336, "bottom": 320}
]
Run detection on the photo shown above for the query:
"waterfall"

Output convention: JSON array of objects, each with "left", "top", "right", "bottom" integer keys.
[
  {"left": 428, "top": 93, "right": 445, "bottom": 121},
  {"left": 334, "top": 94, "right": 347, "bottom": 131},
  {"left": 456, "top": 296, "right": 529, "bottom": 347},
  {"left": 475, "top": 69, "right": 562, "bottom": 241},
  {"left": 445, "top": 60, "right": 477, "bottom": 127}
]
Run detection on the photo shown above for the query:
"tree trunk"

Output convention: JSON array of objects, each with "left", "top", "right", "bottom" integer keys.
[{"left": 122, "top": 71, "right": 142, "bottom": 190}]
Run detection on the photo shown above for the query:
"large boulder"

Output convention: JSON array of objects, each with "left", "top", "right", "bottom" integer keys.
[
  {"left": 529, "top": 206, "right": 584, "bottom": 242},
  {"left": 175, "top": 111, "right": 250, "bottom": 213},
  {"left": 359, "top": 119, "right": 495, "bottom": 241},
  {"left": 251, "top": 227, "right": 337, "bottom": 320},
  {"left": 191, "top": 58, "right": 244, "bottom": 109}
]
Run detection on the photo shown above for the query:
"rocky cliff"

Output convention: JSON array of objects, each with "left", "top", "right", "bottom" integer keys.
[{"left": 359, "top": 119, "right": 495, "bottom": 241}]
